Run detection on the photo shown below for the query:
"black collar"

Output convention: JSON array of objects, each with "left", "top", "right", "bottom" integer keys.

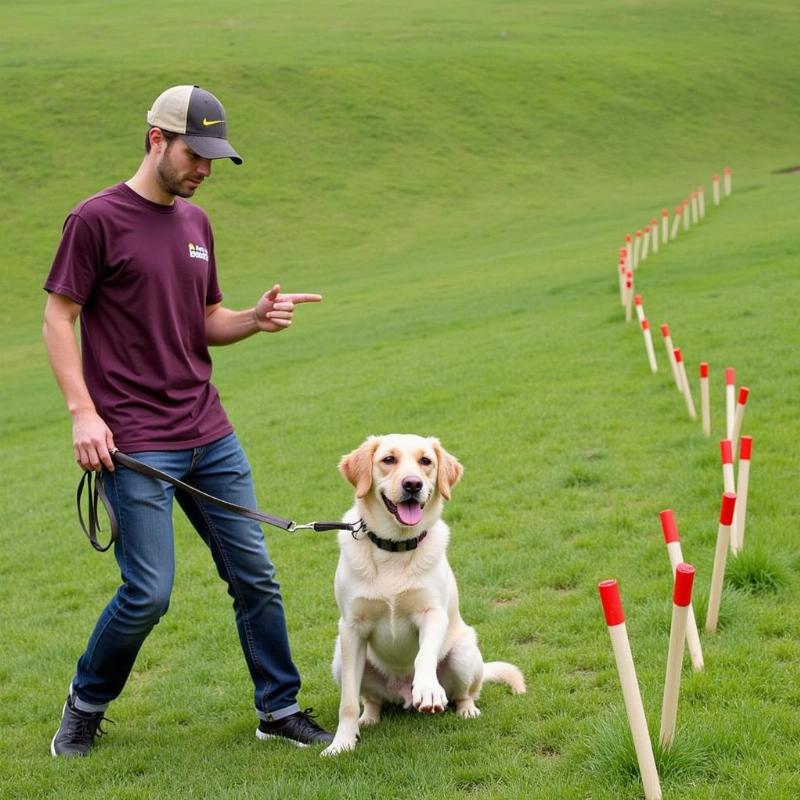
[{"left": 366, "top": 529, "right": 428, "bottom": 552}]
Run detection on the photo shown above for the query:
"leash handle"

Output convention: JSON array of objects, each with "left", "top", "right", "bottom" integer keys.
[{"left": 76, "top": 450, "right": 357, "bottom": 553}]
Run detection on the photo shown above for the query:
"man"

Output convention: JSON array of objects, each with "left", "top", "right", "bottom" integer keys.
[{"left": 43, "top": 85, "right": 332, "bottom": 756}]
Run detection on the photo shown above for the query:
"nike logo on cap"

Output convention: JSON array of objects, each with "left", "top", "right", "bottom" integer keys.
[{"left": 202, "top": 118, "right": 224, "bottom": 127}]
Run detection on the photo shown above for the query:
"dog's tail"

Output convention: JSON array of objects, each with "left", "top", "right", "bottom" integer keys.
[{"left": 483, "top": 661, "right": 526, "bottom": 694}]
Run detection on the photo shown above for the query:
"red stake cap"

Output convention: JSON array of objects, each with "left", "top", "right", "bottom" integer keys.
[
  {"left": 740, "top": 436, "right": 753, "bottom": 460},
  {"left": 725, "top": 367, "right": 735, "bottom": 385},
  {"left": 641, "top": 318, "right": 650, "bottom": 331},
  {"left": 724, "top": 166, "right": 732, "bottom": 174},
  {"left": 659, "top": 509, "right": 680, "bottom": 543},
  {"left": 738, "top": 386, "right": 750, "bottom": 405},
  {"left": 651, "top": 218, "right": 657, "bottom": 225},
  {"left": 713, "top": 174, "right": 719, "bottom": 181},
  {"left": 720, "top": 492, "right": 737, "bottom": 525},
  {"left": 662, "top": 209, "right": 669, "bottom": 216},
  {"left": 673, "top": 347, "right": 683, "bottom": 363},
  {"left": 636, "top": 230, "right": 642, "bottom": 237},
  {"left": 645, "top": 225, "right": 651, "bottom": 232},
  {"left": 720, "top": 439, "right": 733, "bottom": 464},
  {"left": 673, "top": 563, "right": 696, "bottom": 607},
  {"left": 675, "top": 205, "right": 682, "bottom": 214},
  {"left": 700, "top": 362, "right": 709, "bottom": 378},
  {"left": 660, "top": 323, "right": 670, "bottom": 337},
  {"left": 634, "top": 294, "right": 642, "bottom": 305},
  {"left": 598, "top": 580, "right": 625, "bottom": 626},
  {"left": 625, "top": 234, "right": 632, "bottom": 242}
]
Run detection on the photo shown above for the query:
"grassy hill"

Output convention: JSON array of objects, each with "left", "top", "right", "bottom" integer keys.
[{"left": 2, "top": 1, "right": 799, "bottom": 798}]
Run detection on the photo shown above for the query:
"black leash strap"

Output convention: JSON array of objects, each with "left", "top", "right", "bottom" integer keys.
[{"left": 76, "top": 450, "right": 360, "bottom": 553}]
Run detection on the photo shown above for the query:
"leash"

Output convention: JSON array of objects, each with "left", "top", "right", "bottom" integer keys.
[{"left": 77, "top": 450, "right": 364, "bottom": 553}]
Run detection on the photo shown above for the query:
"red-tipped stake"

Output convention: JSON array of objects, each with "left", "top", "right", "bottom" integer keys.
[
  {"left": 731, "top": 387, "right": 750, "bottom": 460},
  {"left": 712, "top": 174, "right": 721, "bottom": 206},
  {"left": 660, "top": 563, "right": 696, "bottom": 749},
  {"left": 625, "top": 234, "right": 633, "bottom": 271},
  {"left": 634, "top": 294, "right": 645, "bottom": 324},
  {"left": 641, "top": 319, "right": 658, "bottom": 373},
  {"left": 700, "top": 363, "right": 711, "bottom": 436},
  {"left": 661, "top": 209, "right": 669, "bottom": 245},
  {"left": 659, "top": 511, "right": 704, "bottom": 670},
  {"left": 598, "top": 581, "right": 663, "bottom": 800},
  {"left": 706, "top": 493, "right": 737, "bottom": 633},
  {"left": 625, "top": 271, "right": 634, "bottom": 323},
  {"left": 725, "top": 368, "right": 736, "bottom": 439},
  {"left": 720, "top": 440, "right": 736, "bottom": 494},
  {"left": 682, "top": 199, "right": 690, "bottom": 232},
  {"left": 674, "top": 348, "right": 697, "bottom": 420},
  {"left": 698, "top": 186, "right": 706, "bottom": 218},
  {"left": 733, "top": 437, "right": 753, "bottom": 553},
  {"left": 633, "top": 229, "right": 643, "bottom": 269},
  {"left": 721, "top": 439, "right": 738, "bottom": 553},
  {"left": 723, "top": 166, "right": 732, "bottom": 196},
  {"left": 690, "top": 192, "right": 699, "bottom": 225},
  {"left": 660, "top": 325, "right": 681, "bottom": 391},
  {"left": 619, "top": 258, "right": 627, "bottom": 306},
  {"left": 651, "top": 218, "right": 659, "bottom": 254},
  {"left": 670, "top": 206, "right": 682, "bottom": 240},
  {"left": 642, "top": 225, "right": 651, "bottom": 263}
]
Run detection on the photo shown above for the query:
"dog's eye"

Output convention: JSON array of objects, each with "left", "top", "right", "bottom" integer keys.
[
  {"left": 419, "top": 457, "right": 432, "bottom": 466},
  {"left": 382, "top": 455, "right": 396, "bottom": 465}
]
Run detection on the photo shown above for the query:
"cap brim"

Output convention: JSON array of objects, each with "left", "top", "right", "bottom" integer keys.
[{"left": 183, "top": 134, "right": 243, "bottom": 165}]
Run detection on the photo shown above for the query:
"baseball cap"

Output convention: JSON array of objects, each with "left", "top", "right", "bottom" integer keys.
[{"left": 147, "top": 85, "right": 243, "bottom": 164}]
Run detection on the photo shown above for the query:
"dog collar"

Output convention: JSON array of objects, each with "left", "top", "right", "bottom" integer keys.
[{"left": 366, "top": 529, "right": 428, "bottom": 552}]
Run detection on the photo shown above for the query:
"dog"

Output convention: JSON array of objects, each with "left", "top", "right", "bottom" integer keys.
[{"left": 321, "top": 434, "right": 525, "bottom": 756}]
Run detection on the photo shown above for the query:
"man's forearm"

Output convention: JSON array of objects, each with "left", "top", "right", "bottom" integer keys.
[{"left": 205, "top": 305, "right": 260, "bottom": 346}]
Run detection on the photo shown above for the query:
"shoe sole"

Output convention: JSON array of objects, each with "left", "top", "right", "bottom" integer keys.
[
  {"left": 255, "top": 728, "right": 314, "bottom": 748},
  {"left": 50, "top": 699, "right": 68, "bottom": 757}
]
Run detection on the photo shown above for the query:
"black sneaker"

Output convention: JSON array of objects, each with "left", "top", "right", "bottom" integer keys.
[
  {"left": 50, "top": 693, "right": 112, "bottom": 757},
  {"left": 256, "top": 708, "right": 334, "bottom": 747}
]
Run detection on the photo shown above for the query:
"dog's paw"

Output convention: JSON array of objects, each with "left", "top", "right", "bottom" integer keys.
[
  {"left": 412, "top": 680, "right": 449, "bottom": 714},
  {"left": 321, "top": 735, "right": 359, "bottom": 757},
  {"left": 455, "top": 699, "right": 481, "bottom": 719},
  {"left": 359, "top": 703, "right": 381, "bottom": 726}
]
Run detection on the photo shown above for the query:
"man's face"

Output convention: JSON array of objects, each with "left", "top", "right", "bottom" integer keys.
[{"left": 156, "top": 136, "right": 212, "bottom": 199}]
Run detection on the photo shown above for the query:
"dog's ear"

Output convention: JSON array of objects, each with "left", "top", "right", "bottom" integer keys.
[
  {"left": 339, "top": 437, "right": 380, "bottom": 498},
  {"left": 432, "top": 439, "right": 463, "bottom": 501}
]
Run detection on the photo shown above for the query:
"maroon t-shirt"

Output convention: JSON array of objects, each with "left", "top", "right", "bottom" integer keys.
[{"left": 44, "top": 182, "right": 234, "bottom": 451}]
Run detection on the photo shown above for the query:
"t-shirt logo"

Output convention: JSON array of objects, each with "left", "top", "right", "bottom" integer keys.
[{"left": 188, "top": 242, "right": 209, "bottom": 262}]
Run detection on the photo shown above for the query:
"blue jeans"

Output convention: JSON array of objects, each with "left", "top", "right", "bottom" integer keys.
[{"left": 71, "top": 433, "right": 301, "bottom": 722}]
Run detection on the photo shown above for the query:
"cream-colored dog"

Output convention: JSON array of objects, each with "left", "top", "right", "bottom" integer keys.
[{"left": 322, "top": 434, "right": 525, "bottom": 757}]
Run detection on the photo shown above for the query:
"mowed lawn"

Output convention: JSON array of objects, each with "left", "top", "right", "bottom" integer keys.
[{"left": 2, "top": 1, "right": 800, "bottom": 798}]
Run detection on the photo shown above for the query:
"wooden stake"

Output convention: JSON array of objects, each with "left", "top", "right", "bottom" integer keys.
[
  {"left": 660, "top": 325, "right": 681, "bottom": 391},
  {"left": 670, "top": 206, "right": 681, "bottom": 240},
  {"left": 700, "top": 362, "right": 710, "bottom": 436},
  {"left": 598, "top": 580, "right": 662, "bottom": 800},
  {"left": 641, "top": 319, "right": 658, "bottom": 373},
  {"left": 706, "top": 493, "right": 737, "bottom": 633},
  {"left": 651, "top": 217, "right": 659, "bottom": 254},
  {"left": 712, "top": 174, "right": 720, "bottom": 206},
  {"left": 641, "top": 225, "right": 651, "bottom": 263},
  {"left": 723, "top": 166, "right": 732, "bottom": 196},
  {"left": 660, "top": 563, "right": 695, "bottom": 748},
  {"left": 731, "top": 387, "right": 750, "bottom": 460},
  {"left": 674, "top": 348, "right": 697, "bottom": 419},
  {"left": 725, "top": 367, "right": 736, "bottom": 439},
  {"left": 659, "top": 510, "right": 704, "bottom": 671},
  {"left": 698, "top": 186, "right": 706, "bottom": 218},
  {"left": 733, "top": 437, "right": 752, "bottom": 553},
  {"left": 661, "top": 209, "right": 670, "bottom": 245}
]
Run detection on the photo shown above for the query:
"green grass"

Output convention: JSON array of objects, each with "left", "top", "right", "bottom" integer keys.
[{"left": 2, "top": 1, "right": 800, "bottom": 798}]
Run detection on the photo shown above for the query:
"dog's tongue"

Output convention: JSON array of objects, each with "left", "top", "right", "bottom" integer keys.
[{"left": 397, "top": 500, "right": 423, "bottom": 526}]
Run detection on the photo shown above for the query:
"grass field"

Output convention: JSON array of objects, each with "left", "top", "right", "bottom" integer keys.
[{"left": 2, "top": 1, "right": 800, "bottom": 798}]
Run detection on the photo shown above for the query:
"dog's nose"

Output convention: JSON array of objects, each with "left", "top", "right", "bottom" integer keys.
[{"left": 402, "top": 475, "right": 424, "bottom": 495}]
